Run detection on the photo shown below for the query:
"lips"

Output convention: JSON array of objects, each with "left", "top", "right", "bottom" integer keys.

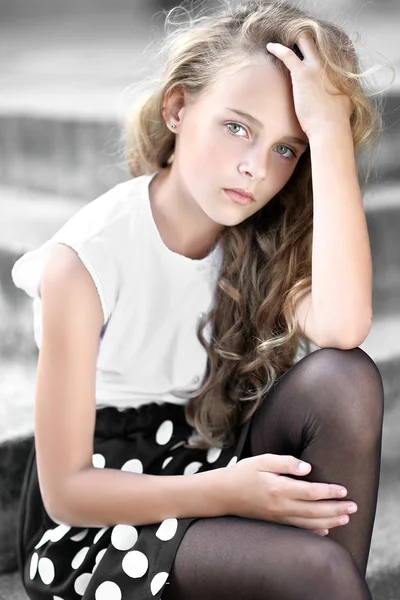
[
  {"left": 227, "top": 188, "right": 255, "bottom": 201},
  {"left": 224, "top": 188, "right": 255, "bottom": 206}
]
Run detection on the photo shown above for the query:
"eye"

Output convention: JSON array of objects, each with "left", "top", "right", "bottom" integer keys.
[
  {"left": 275, "top": 144, "right": 297, "bottom": 160},
  {"left": 225, "top": 122, "right": 248, "bottom": 137}
]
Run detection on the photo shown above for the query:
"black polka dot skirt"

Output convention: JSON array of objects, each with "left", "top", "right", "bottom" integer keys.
[{"left": 17, "top": 401, "right": 252, "bottom": 599}]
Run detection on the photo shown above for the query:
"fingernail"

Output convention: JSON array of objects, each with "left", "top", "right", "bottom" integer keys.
[
  {"left": 340, "top": 516, "right": 349, "bottom": 525},
  {"left": 348, "top": 504, "right": 358, "bottom": 514},
  {"left": 339, "top": 488, "right": 347, "bottom": 497},
  {"left": 297, "top": 462, "right": 310, "bottom": 473}
]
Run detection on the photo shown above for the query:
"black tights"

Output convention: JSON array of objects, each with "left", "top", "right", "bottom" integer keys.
[{"left": 163, "top": 347, "right": 384, "bottom": 600}]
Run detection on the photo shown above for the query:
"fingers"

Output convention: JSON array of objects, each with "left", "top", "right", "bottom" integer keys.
[
  {"left": 266, "top": 42, "right": 301, "bottom": 71},
  {"left": 312, "top": 529, "right": 330, "bottom": 536},
  {"left": 289, "top": 514, "right": 350, "bottom": 531},
  {"left": 266, "top": 33, "right": 320, "bottom": 69},
  {"left": 260, "top": 454, "right": 348, "bottom": 500},
  {"left": 286, "top": 499, "right": 358, "bottom": 520},
  {"left": 279, "top": 475, "right": 348, "bottom": 501},
  {"left": 295, "top": 32, "right": 320, "bottom": 65},
  {"left": 259, "top": 453, "right": 313, "bottom": 477}
]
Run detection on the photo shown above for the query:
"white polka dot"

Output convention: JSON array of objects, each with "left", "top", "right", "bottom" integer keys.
[
  {"left": 95, "top": 548, "right": 107, "bottom": 564},
  {"left": 71, "top": 546, "right": 90, "bottom": 569},
  {"left": 53, "top": 596, "right": 64, "bottom": 600},
  {"left": 161, "top": 456, "right": 173, "bottom": 469},
  {"left": 95, "top": 581, "right": 122, "bottom": 600},
  {"left": 38, "top": 557, "right": 55, "bottom": 584},
  {"left": 48, "top": 524, "right": 71, "bottom": 542},
  {"left": 121, "top": 458, "right": 143, "bottom": 473},
  {"left": 70, "top": 529, "right": 89, "bottom": 542},
  {"left": 74, "top": 572, "right": 92, "bottom": 596},
  {"left": 29, "top": 552, "right": 39, "bottom": 580},
  {"left": 93, "top": 527, "right": 109, "bottom": 544},
  {"left": 207, "top": 446, "right": 222, "bottom": 463},
  {"left": 227, "top": 455, "right": 238, "bottom": 467},
  {"left": 92, "top": 549, "right": 106, "bottom": 574},
  {"left": 156, "top": 518, "right": 178, "bottom": 541},
  {"left": 150, "top": 572, "right": 169, "bottom": 596},
  {"left": 122, "top": 550, "right": 149, "bottom": 578},
  {"left": 184, "top": 461, "right": 203, "bottom": 475},
  {"left": 34, "top": 529, "right": 52, "bottom": 549},
  {"left": 156, "top": 420, "right": 173, "bottom": 445},
  {"left": 92, "top": 454, "right": 106, "bottom": 468},
  {"left": 111, "top": 524, "right": 138, "bottom": 551}
]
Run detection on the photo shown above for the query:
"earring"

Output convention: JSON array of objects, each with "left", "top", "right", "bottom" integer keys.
[{"left": 170, "top": 124, "right": 176, "bottom": 129}]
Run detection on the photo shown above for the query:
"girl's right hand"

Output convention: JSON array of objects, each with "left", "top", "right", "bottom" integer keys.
[{"left": 222, "top": 453, "right": 357, "bottom": 535}]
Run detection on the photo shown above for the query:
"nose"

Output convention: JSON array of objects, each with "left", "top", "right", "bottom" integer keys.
[{"left": 238, "top": 146, "right": 268, "bottom": 180}]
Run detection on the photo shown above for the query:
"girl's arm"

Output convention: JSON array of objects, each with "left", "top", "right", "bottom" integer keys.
[
  {"left": 35, "top": 244, "right": 228, "bottom": 528},
  {"left": 306, "top": 123, "right": 373, "bottom": 348}
]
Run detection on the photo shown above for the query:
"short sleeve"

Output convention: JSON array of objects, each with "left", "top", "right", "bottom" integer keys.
[
  {"left": 11, "top": 234, "right": 119, "bottom": 327},
  {"left": 11, "top": 186, "right": 125, "bottom": 328}
]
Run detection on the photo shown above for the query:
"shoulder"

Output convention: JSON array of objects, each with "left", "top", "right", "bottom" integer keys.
[
  {"left": 11, "top": 175, "right": 151, "bottom": 324},
  {"left": 55, "top": 175, "right": 149, "bottom": 243}
]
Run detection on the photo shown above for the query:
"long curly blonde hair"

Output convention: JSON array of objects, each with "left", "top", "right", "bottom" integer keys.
[{"left": 125, "top": 0, "right": 384, "bottom": 450}]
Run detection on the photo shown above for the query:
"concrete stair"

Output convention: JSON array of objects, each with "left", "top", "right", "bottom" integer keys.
[{"left": 1, "top": 4, "right": 400, "bottom": 599}]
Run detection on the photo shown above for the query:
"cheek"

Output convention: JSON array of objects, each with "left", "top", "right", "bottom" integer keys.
[{"left": 198, "top": 123, "right": 237, "bottom": 158}]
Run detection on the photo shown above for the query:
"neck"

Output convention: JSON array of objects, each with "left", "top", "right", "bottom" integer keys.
[{"left": 149, "top": 164, "right": 223, "bottom": 260}]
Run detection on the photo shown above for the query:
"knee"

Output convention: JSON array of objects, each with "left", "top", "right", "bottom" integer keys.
[
  {"left": 299, "top": 347, "right": 384, "bottom": 445},
  {"left": 305, "top": 537, "right": 362, "bottom": 592}
]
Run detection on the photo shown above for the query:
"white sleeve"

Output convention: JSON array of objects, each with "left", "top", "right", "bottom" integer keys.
[{"left": 11, "top": 192, "right": 123, "bottom": 327}]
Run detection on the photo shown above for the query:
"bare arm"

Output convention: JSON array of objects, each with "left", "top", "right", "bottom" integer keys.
[{"left": 36, "top": 244, "right": 228, "bottom": 528}]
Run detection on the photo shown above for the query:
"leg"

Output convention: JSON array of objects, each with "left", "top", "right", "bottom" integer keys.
[
  {"left": 246, "top": 346, "right": 384, "bottom": 576},
  {"left": 162, "top": 515, "right": 373, "bottom": 599}
]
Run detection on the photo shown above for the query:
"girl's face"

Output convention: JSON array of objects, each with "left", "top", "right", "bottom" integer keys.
[{"left": 171, "top": 55, "right": 309, "bottom": 226}]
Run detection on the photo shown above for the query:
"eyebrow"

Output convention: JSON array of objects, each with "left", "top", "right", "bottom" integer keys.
[{"left": 225, "top": 107, "right": 309, "bottom": 147}]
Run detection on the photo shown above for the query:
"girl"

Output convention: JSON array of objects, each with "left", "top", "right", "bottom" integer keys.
[{"left": 11, "top": 1, "right": 385, "bottom": 598}]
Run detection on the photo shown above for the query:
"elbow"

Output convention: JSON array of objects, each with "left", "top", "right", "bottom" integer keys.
[
  {"left": 43, "top": 490, "right": 73, "bottom": 526},
  {"left": 42, "top": 480, "right": 82, "bottom": 527},
  {"left": 318, "top": 315, "right": 373, "bottom": 350}
]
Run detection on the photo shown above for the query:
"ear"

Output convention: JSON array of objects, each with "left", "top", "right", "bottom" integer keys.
[{"left": 162, "top": 85, "right": 191, "bottom": 128}]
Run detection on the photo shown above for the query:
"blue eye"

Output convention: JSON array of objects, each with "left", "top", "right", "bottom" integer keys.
[
  {"left": 226, "top": 122, "right": 247, "bottom": 136},
  {"left": 225, "top": 123, "right": 297, "bottom": 160},
  {"left": 275, "top": 145, "right": 297, "bottom": 160}
]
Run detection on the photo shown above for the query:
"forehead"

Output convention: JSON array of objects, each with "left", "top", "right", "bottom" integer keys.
[{"left": 198, "top": 56, "right": 301, "bottom": 130}]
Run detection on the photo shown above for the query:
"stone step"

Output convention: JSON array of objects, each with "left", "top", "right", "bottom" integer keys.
[{"left": 2, "top": 4, "right": 399, "bottom": 199}]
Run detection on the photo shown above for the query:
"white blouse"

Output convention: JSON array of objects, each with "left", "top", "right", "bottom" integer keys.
[{"left": 11, "top": 172, "right": 223, "bottom": 409}]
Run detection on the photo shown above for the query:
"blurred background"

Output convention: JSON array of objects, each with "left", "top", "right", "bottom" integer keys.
[{"left": 0, "top": 1, "right": 399, "bottom": 599}]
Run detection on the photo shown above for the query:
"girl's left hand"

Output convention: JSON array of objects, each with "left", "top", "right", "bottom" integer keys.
[{"left": 266, "top": 34, "right": 353, "bottom": 139}]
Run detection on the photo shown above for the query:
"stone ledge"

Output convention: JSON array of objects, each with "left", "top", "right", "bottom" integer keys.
[
  {"left": 0, "top": 436, "right": 33, "bottom": 574},
  {"left": 367, "top": 566, "right": 400, "bottom": 600}
]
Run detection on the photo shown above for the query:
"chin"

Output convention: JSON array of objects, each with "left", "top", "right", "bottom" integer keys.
[{"left": 212, "top": 209, "right": 251, "bottom": 228}]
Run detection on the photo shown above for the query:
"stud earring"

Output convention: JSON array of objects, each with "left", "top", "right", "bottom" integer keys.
[{"left": 170, "top": 124, "right": 176, "bottom": 129}]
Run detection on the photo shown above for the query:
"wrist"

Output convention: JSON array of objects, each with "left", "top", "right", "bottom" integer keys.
[
  {"left": 308, "top": 121, "right": 353, "bottom": 144},
  {"left": 171, "top": 467, "right": 232, "bottom": 520}
]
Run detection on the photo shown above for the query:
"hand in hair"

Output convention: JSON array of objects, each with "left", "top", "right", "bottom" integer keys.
[{"left": 266, "top": 33, "right": 353, "bottom": 138}]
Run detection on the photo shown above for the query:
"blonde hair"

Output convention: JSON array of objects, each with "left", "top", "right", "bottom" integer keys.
[{"left": 125, "top": 0, "right": 386, "bottom": 450}]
